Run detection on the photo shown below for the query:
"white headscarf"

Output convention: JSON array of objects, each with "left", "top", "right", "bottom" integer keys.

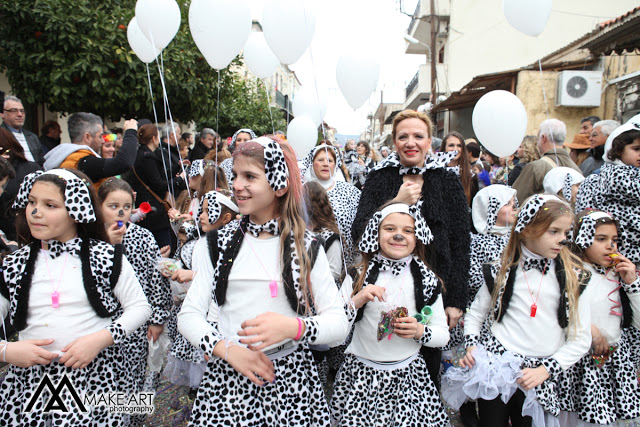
[
  {"left": 603, "top": 114, "right": 640, "bottom": 166},
  {"left": 471, "top": 185, "right": 517, "bottom": 235}
]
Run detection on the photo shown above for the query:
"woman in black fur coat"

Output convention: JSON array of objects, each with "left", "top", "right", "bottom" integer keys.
[{"left": 351, "top": 110, "right": 471, "bottom": 382}]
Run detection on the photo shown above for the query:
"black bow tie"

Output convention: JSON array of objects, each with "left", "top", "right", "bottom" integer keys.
[
  {"left": 522, "top": 258, "right": 550, "bottom": 274},
  {"left": 376, "top": 256, "right": 410, "bottom": 276},
  {"left": 246, "top": 219, "right": 279, "bottom": 238},
  {"left": 43, "top": 238, "right": 81, "bottom": 259}
]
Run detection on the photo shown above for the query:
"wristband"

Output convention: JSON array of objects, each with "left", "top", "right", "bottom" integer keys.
[
  {"left": 294, "top": 317, "right": 303, "bottom": 341},
  {"left": 0, "top": 341, "right": 7, "bottom": 363}
]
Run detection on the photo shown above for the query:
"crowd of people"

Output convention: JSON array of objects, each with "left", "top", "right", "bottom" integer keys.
[{"left": 0, "top": 94, "right": 638, "bottom": 427}]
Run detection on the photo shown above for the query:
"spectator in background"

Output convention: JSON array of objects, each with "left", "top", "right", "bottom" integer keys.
[
  {"left": 100, "top": 133, "right": 116, "bottom": 159},
  {"left": 0, "top": 128, "right": 42, "bottom": 241},
  {"left": 466, "top": 142, "right": 482, "bottom": 166},
  {"left": 579, "top": 115, "right": 601, "bottom": 135},
  {"left": 482, "top": 151, "right": 502, "bottom": 183},
  {"left": 182, "top": 132, "right": 194, "bottom": 148},
  {"left": 43, "top": 112, "right": 138, "bottom": 189},
  {"left": 380, "top": 146, "right": 390, "bottom": 159},
  {"left": 583, "top": 119, "right": 620, "bottom": 176},
  {"left": 112, "top": 127, "right": 124, "bottom": 151},
  {"left": 178, "top": 138, "right": 191, "bottom": 166},
  {"left": 157, "top": 121, "right": 187, "bottom": 194},
  {"left": 431, "top": 136, "right": 442, "bottom": 152},
  {"left": 442, "top": 131, "right": 479, "bottom": 207},
  {"left": 189, "top": 128, "right": 218, "bottom": 162},
  {"left": 563, "top": 134, "right": 591, "bottom": 167},
  {"left": 508, "top": 135, "right": 540, "bottom": 186},
  {"left": 0, "top": 95, "right": 44, "bottom": 165},
  {"left": 125, "top": 124, "right": 185, "bottom": 250},
  {"left": 512, "top": 118, "right": 582, "bottom": 204},
  {"left": 39, "top": 120, "right": 62, "bottom": 155}
]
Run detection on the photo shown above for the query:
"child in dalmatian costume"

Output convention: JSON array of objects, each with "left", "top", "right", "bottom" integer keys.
[
  {"left": 164, "top": 190, "right": 238, "bottom": 397},
  {"left": 98, "top": 177, "right": 172, "bottom": 426},
  {"left": 556, "top": 210, "right": 640, "bottom": 426},
  {"left": 576, "top": 116, "right": 640, "bottom": 265},
  {"left": 0, "top": 169, "right": 151, "bottom": 426},
  {"left": 442, "top": 195, "right": 592, "bottom": 427},
  {"left": 178, "top": 137, "right": 349, "bottom": 426},
  {"left": 330, "top": 202, "right": 450, "bottom": 427}
]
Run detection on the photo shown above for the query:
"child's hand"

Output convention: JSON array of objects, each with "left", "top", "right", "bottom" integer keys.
[
  {"left": 445, "top": 307, "right": 463, "bottom": 329},
  {"left": 106, "top": 221, "right": 127, "bottom": 245},
  {"left": 237, "top": 313, "right": 301, "bottom": 351},
  {"left": 4, "top": 339, "right": 58, "bottom": 367},
  {"left": 147, "top": 325, "right": 164, "bottom": 343},
  {"left": 612, "top": 253, "right": 637, "bottom": 285},
  {"left": 59, "top": 329, "right": 113, "bottom": 369},
  {"left": 213, "top": 343, "right": 274, "bottom": 386},
  {"left": 517, "top": 366, "right": 549, "bottom": 390},
  {"left": 394, "top": 181, "right": 422, "bottom": 206},
  {"left": 171, "top": 269, "right": 194, "bottom": 283},
  {"left": 168, "top": 208, "right": 181, "bottom": 220},
  {"left": 393, "top": 316, "right": 424, "bottom": 340},
  {"left": 591, "top": 324, "right": 610, "bottom": 356},
  {"left": 352, "top": 285, "right": 386, "bottom": 309},
  {"left": 159, "top": 245, "right": 171, "bottom": 258},
  {"left": 459, "top": 346, "right": 476, "bottom": 369}
]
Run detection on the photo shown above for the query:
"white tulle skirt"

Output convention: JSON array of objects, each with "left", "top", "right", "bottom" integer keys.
[{"left": 441, "top": 340, "right": 561, "bottom": 427}]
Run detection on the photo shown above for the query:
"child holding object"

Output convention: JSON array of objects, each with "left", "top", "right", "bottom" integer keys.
[
  {"left": 442, "top": 195, "right": 592, "bottom": 427},
  {"left": 330, "top": 201, "right": 450, "bottom": 426},
  {"left": 557, "top": 210, "right": 640, "bottom": 426},
  {"left": 178, "top": 137, "right": 348, "bottom": 426},
  {"left": 0, "top": 169, "right": 151, "bottom": 424}
]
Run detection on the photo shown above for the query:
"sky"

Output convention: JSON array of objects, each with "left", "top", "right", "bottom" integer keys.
[{"left": 249, "top": 0, "right": 424, "bottom": 136}]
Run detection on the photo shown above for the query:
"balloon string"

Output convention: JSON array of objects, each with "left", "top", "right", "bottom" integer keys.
[{"left": 261, "top": 79, "right": 276, "bottom": 135}]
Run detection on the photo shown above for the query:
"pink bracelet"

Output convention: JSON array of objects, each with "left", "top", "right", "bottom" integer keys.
[{"left": 294, "top": 317, "right": 303, "bottom": 341}]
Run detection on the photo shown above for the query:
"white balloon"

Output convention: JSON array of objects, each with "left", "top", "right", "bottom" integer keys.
[
  {"left": 190, "top": 0, "right": 252, "bottom": 70},
  {"left": 287, "top": 116, "right": 318, "bottom": 156},
  {"left": 243, "top": 32, "right": 279, "bottom": 79},
  {"left": 336, "top": 53, "right": 380, "bottom": 110},
  {"left": 135, "top": 0, "right": 181, "bottom": 50},
  {"left": 127, "top": 17, "right": 160, "bottom": 63},
  {"left": 472, "top": 90, "right": 527, "bottom": 158},
  {"left": 292, "top": 86, "right": 327, "bottom": 127},
  {"left": 503, "top": 0, "right": 552, "bottom": 37},
  {"left": 262, "top": 0, "right": 315, "bottom": 65}
]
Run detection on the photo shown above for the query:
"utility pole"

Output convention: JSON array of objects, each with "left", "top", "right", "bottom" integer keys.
[{"left": 429, "top": 0, "right": 437, "bottom": 105}]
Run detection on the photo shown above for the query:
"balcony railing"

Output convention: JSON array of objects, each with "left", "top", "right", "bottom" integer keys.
[
  {"left": 407, "top": 0, "right": 421, "bottom": 33},
  {"left": 405, "top": 70, "right": 419, "bottom": 99}
]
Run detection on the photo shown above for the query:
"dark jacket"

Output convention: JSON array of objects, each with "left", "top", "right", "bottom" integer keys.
[
  {"left": 189, "top": 141, "right": 212, "bottom": 162},
  {"left": 351, "top": 167, "right": 471, "bottom": 310},
  {"left": 124, "top": 145, "right": 185, "bottom": 232},
  {"left": 0, "top": 159, "right": 42, "bottom": 241},
  {"left": 156, "top": 141, "right": 185, "bottom": 196},
  {"left": 39, "top": 134, "right": 60, "bottom": 155},
  {"left": 1, "top": 122, "right": 44, "bottom": 166}
]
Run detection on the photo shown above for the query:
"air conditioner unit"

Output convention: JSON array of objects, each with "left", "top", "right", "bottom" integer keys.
[{"left": 556, "top": 70, "right": 603, "bottom": 107}]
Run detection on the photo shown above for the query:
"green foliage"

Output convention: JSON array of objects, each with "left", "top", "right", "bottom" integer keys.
[{"left": 0, "top": 0, "right": 286, "bottom": 136}]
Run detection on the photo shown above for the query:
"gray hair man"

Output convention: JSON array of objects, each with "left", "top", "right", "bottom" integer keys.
[
  {"left": 0, "top": 95, "right": 44, "bottom": 165},
  {"left": 582, "top": 119, "right": 620, "bottom": 176},
  {"left": 43, "top": 112, "right": 138, "bottom": 188},
  {"left": 513, "top": 119, "right": 582, "bottom": 204},
  {"left": 189, "top": 127, "right": 218, "bottom": 161}
]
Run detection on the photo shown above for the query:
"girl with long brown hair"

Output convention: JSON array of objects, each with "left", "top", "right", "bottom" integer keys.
[
  {"left": 177, "top": 136, "right": 348, "bottom": 426},
  {"left": 443, "top": 195, "right": 592, "bottom": 426},
  {"left": 441, "top": 131, "right": 479, "bottom": 206}
]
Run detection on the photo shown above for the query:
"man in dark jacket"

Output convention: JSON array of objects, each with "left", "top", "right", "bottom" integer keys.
[
  {"left": 1, "top": 95, "right": 44, "bottom": 165},
  {"left": 39, "top": 120, "right": 62, "bottom": 155},
  {"left": 189, "top": 128, "right": 217, "bottom": 161}
]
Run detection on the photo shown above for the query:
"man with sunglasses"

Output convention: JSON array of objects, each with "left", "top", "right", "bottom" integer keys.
[{"left": 0, "top": 95, "right": 44, "bottom": 165}]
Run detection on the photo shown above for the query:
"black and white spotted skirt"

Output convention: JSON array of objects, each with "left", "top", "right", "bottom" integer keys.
[
  {"left": 441, "top": 334, "right": 561, "bottom": 427},
  {"left": 0, "top": 345, "right": 130, "bottom": 426},
  {"left": 330, "top": 353, "right": 449, "bottom": 427},
  {"left": 556, "top": 333, "right": 640, "bottom": 426},
  {"left": 188, "top": 344, "right": 331, "bottom": 426},
  {"left": 624, "top": 326, "right": 640, "bottom": 374}
]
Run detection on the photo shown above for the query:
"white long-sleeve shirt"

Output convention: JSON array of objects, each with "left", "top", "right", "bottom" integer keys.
[
  {"left": 0, "top": 254, "right": 151, "bottom": 356},
  {"left": 465, "top": 264, "right": 592, "bottom": 371},
  {"left": 346, "top": 269, "right": 450, "bottom": 362},
  {"left": 586, "top": 264, "right": 640, "bottom": 343},
  {"left": 179, "top": 234, "right": 349, "bottom": 353}
]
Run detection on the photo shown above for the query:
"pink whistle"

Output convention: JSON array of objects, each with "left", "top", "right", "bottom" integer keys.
[
  {"left": 52, "top": 291, "right": 60, "bottom": 308},
  {"left": 269, "top": 280, "right": 278, "bottom": 298}
]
